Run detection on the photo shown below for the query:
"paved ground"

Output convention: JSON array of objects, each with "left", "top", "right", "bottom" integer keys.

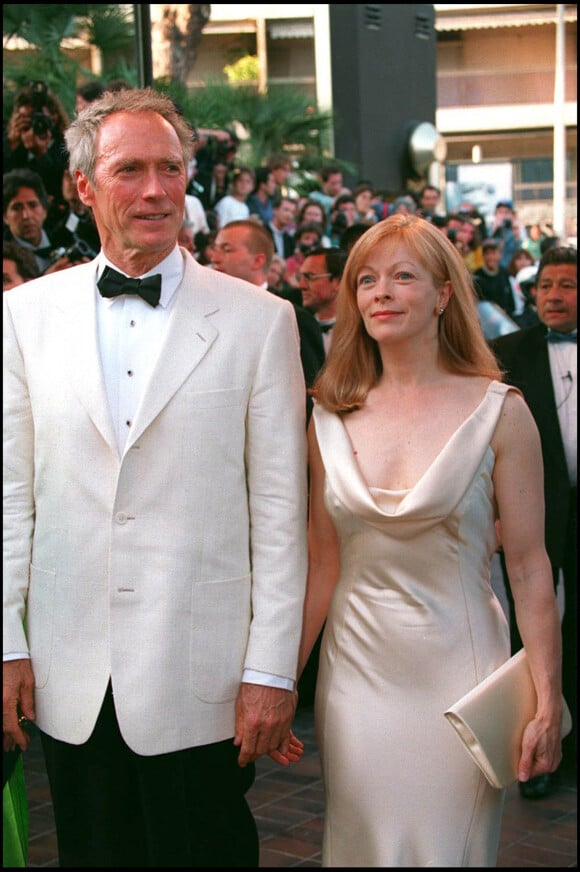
[{"left": 23, "top": 703, "right": 576, "bottom": 868}]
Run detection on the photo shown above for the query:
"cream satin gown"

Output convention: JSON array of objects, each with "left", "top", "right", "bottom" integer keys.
[{"left": 313, "top": 381, "right": 516, "bottom": 867}]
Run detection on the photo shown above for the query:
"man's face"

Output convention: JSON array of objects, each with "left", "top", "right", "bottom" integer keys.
[
  {"left": 297, "top": 230, "right": 320, "bottom": 251},
  {"left": 337, "top": 201, "right": 357, "bottom": 226},
  {"left": 3, "top": 258, "right": 24, "bottom": 291},
  {"left": 482, "top": 246, "right": 501, "bottom": 272},
  {"left": 273, "top": 199, "right": 297, "bottom": 229},
  {"left": 535, "top": 263, "right": 577, "bottom": 334},
  {"left": 324, "top": 173, "right": 343, "bottom": 197},
  {"left": 4, "top": 186, "right": 47, "bottom": 246},
  {"left": 76, "top": 110, "right": 187, "bottom": 272},
  {"left": 495, "top": 205, "right": 513, "bottom": 225},
  {"left": 210, "top": 227, "right": 256, "bottom": 282},
  {"left": 420, "top": 188, "right": 439, "bottom": 213},
  {"left": 299, "top": 254, "right": 336, "bottom": 312}
]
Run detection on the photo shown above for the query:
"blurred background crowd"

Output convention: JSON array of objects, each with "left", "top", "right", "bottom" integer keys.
[{"left": 2, "top": 75, "right": 566, "bottom": 344}]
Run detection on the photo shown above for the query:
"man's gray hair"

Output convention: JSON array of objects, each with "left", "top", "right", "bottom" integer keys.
[{"left": 65, "top": 87, "right": 196, "bottom": 183}]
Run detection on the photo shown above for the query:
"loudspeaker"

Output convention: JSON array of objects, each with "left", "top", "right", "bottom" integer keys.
[{"left": 329, "top": 4, "right": 437, "bottom": 192}]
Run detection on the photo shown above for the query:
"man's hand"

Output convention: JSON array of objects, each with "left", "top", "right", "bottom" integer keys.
[
  {"left": 3, "top": 659, "right": 35, "bottom": 752},
  {"left": 233, "top": 684, "right": 297, "bottom": 767}
]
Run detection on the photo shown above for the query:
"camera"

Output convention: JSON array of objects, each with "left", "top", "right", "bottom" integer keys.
[
  {"left": 502, "top": 219, "right": 512, "bottom": 230},
  {"left": 48, "top": 239, "right": 96, "bottom": 265},
  {"left": 31, "top": 112, "right": 52, "bottom": 138},
  {"left": 29, "top": 80, "right": 48, "bottom": 110},
  {"left": 331, "top": 212, "right": 348, "bottom": 234}
]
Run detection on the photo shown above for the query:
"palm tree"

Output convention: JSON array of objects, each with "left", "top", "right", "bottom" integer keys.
[
  {"left": 157, "top": 77, "right": 344, "bottom": 174},
  {"left": 3, "top": 5, "right": 135, "bottom": 117}
]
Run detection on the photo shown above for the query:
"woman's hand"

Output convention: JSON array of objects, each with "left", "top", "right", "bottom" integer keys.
[
  {"left": 268, "top": 729, "right": 305, "bottom": 766},
  {"left": 517, "top": 713, "right": 563, "bottom": 782}
]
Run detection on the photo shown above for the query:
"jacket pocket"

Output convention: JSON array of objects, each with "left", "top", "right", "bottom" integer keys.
[{"left": 190, "top": 574, "right": 251, "bottom": 702}]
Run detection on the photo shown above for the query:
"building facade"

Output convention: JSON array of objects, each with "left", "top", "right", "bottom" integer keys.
[{"left": 149, "top": 3, "right": 577, "bottom": 239}]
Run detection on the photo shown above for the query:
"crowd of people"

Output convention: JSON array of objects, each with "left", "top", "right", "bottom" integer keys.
[{"left": 2, "top": 80, "right": 576, "bottom": 868}]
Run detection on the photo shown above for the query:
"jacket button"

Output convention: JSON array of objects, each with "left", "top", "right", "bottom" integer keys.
[{"left": 115, "top": 512, "right": 128, "bottom": 524}]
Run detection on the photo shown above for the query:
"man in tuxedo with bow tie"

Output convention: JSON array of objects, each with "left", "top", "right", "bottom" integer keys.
[
  {"left": 491, "top": 245, "right": 577, "bottom": 797},
  {"left": 3, "top": 87, "right": 307, "bottom": 867}
]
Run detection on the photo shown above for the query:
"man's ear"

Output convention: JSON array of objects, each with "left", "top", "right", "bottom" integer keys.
[{"left": 75, "top": 170, "right": 93, "bottom": 208}]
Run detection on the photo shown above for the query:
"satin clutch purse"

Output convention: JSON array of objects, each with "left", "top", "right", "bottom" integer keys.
[{"left": 444, "top": 649, "right": 572, "bottom": 789}]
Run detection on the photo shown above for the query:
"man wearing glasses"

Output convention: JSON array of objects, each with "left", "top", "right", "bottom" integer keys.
[{"left": 297, "top": 247, "right": 348, "bottom": 354}]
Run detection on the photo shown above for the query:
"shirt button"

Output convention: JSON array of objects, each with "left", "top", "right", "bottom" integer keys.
[
  {"left": 127, "top": 370, "right": 133, "bottom": 377},
  {"left": 126, "top": 420, "right": 131, "bottom": 427},
  {"left": 115, "top": 512, "right": 128, "bottom": 524},
  {"left": 130, "top": 320, "right": 136, "bottom": 327}
]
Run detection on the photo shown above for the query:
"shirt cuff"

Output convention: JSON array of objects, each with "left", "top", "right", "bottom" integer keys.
[{"left": 242, "top": 668, "right": 295, "bottom": 692}]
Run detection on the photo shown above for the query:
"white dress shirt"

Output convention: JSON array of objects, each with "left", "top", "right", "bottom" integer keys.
[
  {"left": 548, "top": 333, "right": 577, "bottom": 485},
  {"left": 96, "top": 247, "right": 183, "bottom": 454},
  {"left": 184, "top": 194, "right": 210, "bottom": 235}
]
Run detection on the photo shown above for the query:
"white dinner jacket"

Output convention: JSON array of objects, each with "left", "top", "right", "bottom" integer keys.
[{"left": 3, "top": 250, "right": 308, "bottom": 754}]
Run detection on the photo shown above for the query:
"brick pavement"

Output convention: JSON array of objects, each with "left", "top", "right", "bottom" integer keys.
[{"left": 23, "top": 705, "right": 576, "bottom": 868}]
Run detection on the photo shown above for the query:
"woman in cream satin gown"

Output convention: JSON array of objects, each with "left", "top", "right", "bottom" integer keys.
[
  {"left": 298, "top": 215, "right": 564, "bottom": 868},
  {"left": 313, "top": 383, "right": 511, "bottom": 866}
]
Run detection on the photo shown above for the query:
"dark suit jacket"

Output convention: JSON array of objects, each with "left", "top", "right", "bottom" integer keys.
[
  {"left": 265, "top": 225, "right": 295, "bottom": 260},
  {"left": 491, "top": 324, "right": 573, "bottom": 569},
  {"left": 269, "top": 286, "right": 325, "bottom": 425}
]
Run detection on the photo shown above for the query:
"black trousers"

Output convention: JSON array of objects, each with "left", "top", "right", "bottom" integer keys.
[{"left": 40, "top": 684, "right": 258, "bottom": 867}]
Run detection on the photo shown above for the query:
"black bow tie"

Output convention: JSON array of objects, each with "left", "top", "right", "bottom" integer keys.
[
  {"left": 97, "top": 266, "right": 162, "bottom": 307},
  {"left": 319, "top": 322, "right": 335, "bottom": 334},
  {"left": 547, "top": 330, "right": 577, "bottom": 344}
]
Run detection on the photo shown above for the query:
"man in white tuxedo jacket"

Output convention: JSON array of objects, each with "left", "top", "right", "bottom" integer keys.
[{"left": 3, "top": 88, "right": 307, "bottom": 867}]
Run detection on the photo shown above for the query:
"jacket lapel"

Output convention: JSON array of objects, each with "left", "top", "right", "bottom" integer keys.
[
  {"left": 125, "top": 259, "right": 219, "bottom": 450},
  {"left": 58, "top": 263, "right": 119, "bottom": 455}
]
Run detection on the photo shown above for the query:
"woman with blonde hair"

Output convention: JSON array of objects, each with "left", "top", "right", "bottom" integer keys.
[{"left": 297, "top": 214, "right": 563, "bottom": 867}]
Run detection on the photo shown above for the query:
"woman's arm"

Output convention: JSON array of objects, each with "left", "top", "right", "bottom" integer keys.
[
  {"left": 297, "top": 418, "right": 341, "bottom": 678},
  {"left": 492, "top": 390, "right": 563, "bottom": 781}
]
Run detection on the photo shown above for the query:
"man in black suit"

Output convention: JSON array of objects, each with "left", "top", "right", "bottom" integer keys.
[
  {"left": 266, "top": 195, "right": 297, "bottom": 260},
  {"left": 474, "top": 237, "right": 518, "bottom": 317},
  {"left": 491, "top": 245, "right": 577, "bottom": 798},
  {"left": 210, "top": 219, "right": 325, "bottom": 424}
]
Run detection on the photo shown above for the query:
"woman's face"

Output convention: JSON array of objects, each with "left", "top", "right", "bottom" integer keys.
[
  {"left": 355, "top": 239, "right": 450, "bottom": 347},
  {"left": 513, "top": 251, "right": 533, "bottom": 272},
  {"left": 302, "top": 204, "right": 325, "bottom": 225}
]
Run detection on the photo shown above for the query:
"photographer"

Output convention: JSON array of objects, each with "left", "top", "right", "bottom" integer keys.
[
  {"left": 194, "top": 128, "right": 240, "bottom": 210},
  {"left": 3, "top": 169, "right": 91, "bottom": 275},
  {"left": 329, "top": 193, "right": 357, "bottom": 247},
  {"left": 488, "top": 199, "right": 526, "bottom": 270},
  {"left": 284, "top": 221, "right": 324, "bottom": 290},
  {"left": 3, "top": 82, "right": 70, "bottom": 203}
]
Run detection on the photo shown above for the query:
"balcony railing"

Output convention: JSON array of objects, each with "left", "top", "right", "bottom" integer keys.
[{"left": 437, "top": 67, "right": 577, "bottom": 108}]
